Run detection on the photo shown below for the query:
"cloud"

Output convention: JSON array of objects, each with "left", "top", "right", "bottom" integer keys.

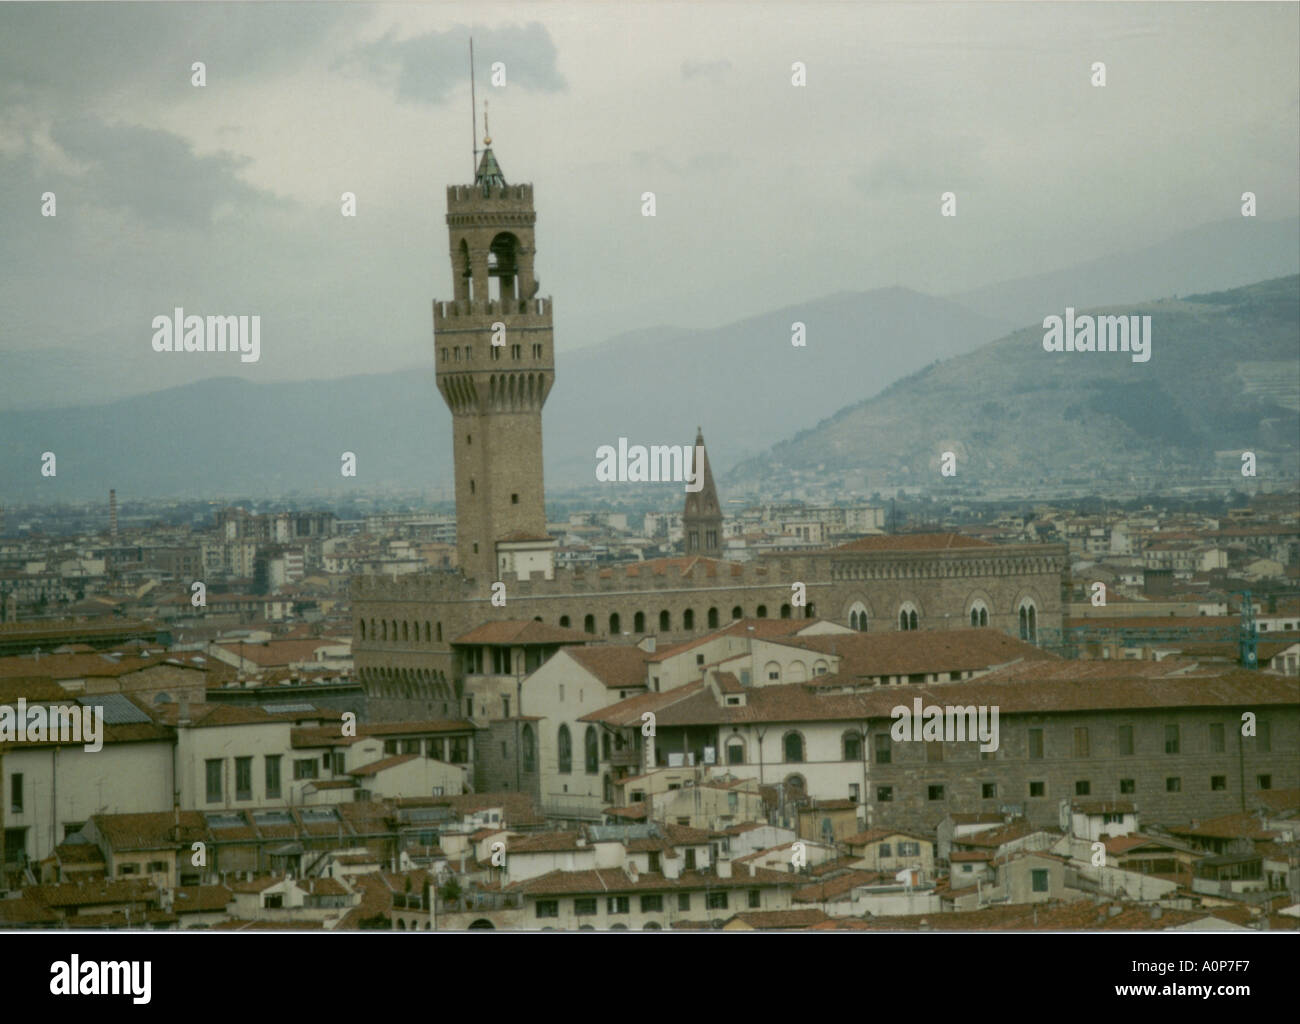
[
  {"left": 0, "top": 4, "right": 360, "bottom": 102},
  {"left": 347, "top": 22, "right": 565, "bottom": 105},
  {"left": 46, "top": 117, "right": 280, "bottom": 229}
]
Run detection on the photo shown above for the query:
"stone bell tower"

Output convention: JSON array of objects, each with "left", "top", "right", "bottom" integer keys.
[{"left": 434, "top": 130, "right": 554, "bottom": 584}]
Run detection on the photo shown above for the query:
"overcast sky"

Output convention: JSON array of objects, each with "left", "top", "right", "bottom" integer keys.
[{"left": 1, "top": 1, "right": 1297, "bottom": 405}]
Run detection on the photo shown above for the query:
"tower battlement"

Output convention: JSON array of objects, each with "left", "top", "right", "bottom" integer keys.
[
  {"left": 447, "top": 182, "right": 535, "bottom": 209},
  {"left": 433, "top": 297, "right": 552, "bottom": 321}
]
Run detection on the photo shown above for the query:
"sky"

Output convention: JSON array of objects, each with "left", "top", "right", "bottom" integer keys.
[{"left": 1, "top": 1, "right": 1297, "bottom": 405}]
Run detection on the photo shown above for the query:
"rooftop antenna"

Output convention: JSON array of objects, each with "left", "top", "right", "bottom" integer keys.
[{"left": 469, "top": 37, "right": 478, "bottom": 177}]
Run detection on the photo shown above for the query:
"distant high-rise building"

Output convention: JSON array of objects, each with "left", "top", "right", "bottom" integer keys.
[{"left": 109, "top": 489, "right": 118, "bottom": 542}]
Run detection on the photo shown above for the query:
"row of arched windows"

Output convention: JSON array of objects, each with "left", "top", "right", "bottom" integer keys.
[
  {"left": 358, "top": 665, "right": 452, "bottom": 701},
  {"left": 714, "top": 729, "right": 866, "bottom": 766},
  {"left": 843, "top": 597, "right": 1037, "bottom": 638},
  {"left": 555, "top": 724, "right": 605, "bottom": 775},
  {"left": 556, "top": 603, "right": 809, "bottom": 637},
  {"left": 359, "top": 618, "right": 443, "bottom": 644}
]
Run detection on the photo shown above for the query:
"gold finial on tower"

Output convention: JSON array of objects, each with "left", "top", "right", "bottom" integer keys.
[{"left": 483, "top": 100, "right": 491, "bottom": 146}]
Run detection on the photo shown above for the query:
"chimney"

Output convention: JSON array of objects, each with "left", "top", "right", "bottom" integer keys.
[
  {"left": 178, "top": 695, "right": 191, "bottom": 727},
  {"left": 716, "top": 856, "right": 732, "bottom": 879},
  {"left": 663, "top": 853, "right": 682, "bottom": 880}
]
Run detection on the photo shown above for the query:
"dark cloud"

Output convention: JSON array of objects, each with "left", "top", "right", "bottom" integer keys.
[
  {"left": 49, "top": 117, "right": 279, "bottom": 228},
  {"left": 347, "top": 22, "right": 565, "bottom": 104},
  {"left": 0, "top": 3, "right": 361, "bottom": 101}
]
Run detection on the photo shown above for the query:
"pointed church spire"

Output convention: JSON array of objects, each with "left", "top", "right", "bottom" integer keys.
[{"left": 683, "top": 428, "right": 723, "bottom": 558}]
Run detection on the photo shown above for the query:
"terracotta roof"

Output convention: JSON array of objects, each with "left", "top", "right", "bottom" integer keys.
[
  {"left": 349, "top": 754, "right": 418, "bottom": 776},
  {"left": 92, "top": 811, "right": 208, "bottom": 851},
  {"left": 1166, "top": 814, "right": 1282, "bottom": 842},
  {"left": 793, "top": 870, "right": 887, "bottom": 902},
  {"left": 26, "top": 878, "right": 158, "bottom": 908},
  {"left": 507, "top": 866, "right": 793, "bottom": 896},
  {"left": 0, "top": 651, "right": 204, "bottom": 680},
  {"left": 789, "top": 629, "right": 1056, "bottom": 681},
  {"left": 948, "top": 850, "right": 994, "bottom": 862},
  {"left": 173, "top": 885, "right": 234, "bottom": 913},
  {"left": 951, "top": 820, "right": 1048, "bottom": 850},
  {"left": 504, "top": 831, "right": 586, "bottom": 854},
  {"left": 600, "top": 665, "right": 1298, "bottom": 729},
  {"left": 727, "top": 909, "right": 831, "bottom": 930},
  {"left": 566, "top": 645, "right": 650, "bottom": 689},
  {"left": 1073, "top": 800, "right": 1137, "bottom": 815},
  {"left": 452, "top": 620, "right": 591, "bottom": 646}
]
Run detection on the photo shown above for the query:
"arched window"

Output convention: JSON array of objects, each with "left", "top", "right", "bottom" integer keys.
[
  {"left": 585, "top": 726, "right": 599, "bottom": 774},
  {"left": 609, "top": 613, "right": 621, "bottom": 635},
  {"left": 732, "top": 606, "right": 743, "bottom": 620},
  {"left": 848, "top": 602, "right": 869, "bottom": 632},
  {"left": 522, "top": 724, "right": 536, "bottom": 772},
  {"left": 659, "top": 610, "right": 670, "bottom": 631},
  {"left": 559, "top": 615, "right": 571, "bottom": 628},
  {"left": 391, "top": 620, "right": 398, "bottom": 641},
  {"left": 805, "top": 603, "right": 816, "bottom": 619},
  {"left": 424, "top": 621, "right": 431, "bottom": 642},
  {"left": 898, "top": 603, "right": 918, "bottom": 631},
  {"left": 756, "top": 604, "right": 767, "bottom": 619},
  {"left": 726, "top": 740, "right": 745, "bottom": 765},
  {"left": 783, "top": 731, "right": 804, "bottom": 763},
  {"left": 707, "top": 607, "right": 719, "bottom": 629},
  {"left": 634, "top": 611, "right": 645, "bottom": 633},
  {"left": 1018, "top": 600, "right": 1037, "bottom": 642},
  {"left": 359, "top": 620, "right": 366, "bottom": 640},
  {"left": 842, "top": 730, "right": 862, "bottom": 761},
  {"left": 402, "top": 621, "right": 409, "bottom": 642},
  {"left": 381, "top": 621, "right": 388, "bottom": 641},
  {"left": 969, "top": 601, "right": 989, "bottom": 628},
  {"left": 488, "top": 231, "right": 521, "bottom": 302},
  {"left": 557, "top": 725, "right": 572, "bottom": 774},
  {"left": 584, "top": 614, "right": 595, "bottom": 635},
  {"left": 436, "top": 622, "right": 443, "bottom": 642},
  {"left": 784, "top": 774, "right": 806, "bottom": 800},
  {"left": 787, "top": 660, "right": 807, "bottom": 683},
  {"left": 780, "top": 604, "right": 791, "bottom": 619},
  {"left": 764, "top": 661, "right": 781, "bottom": 683},
  {"left": 683, "top": 609, "right": 694, "bottom": 630},
  {"left": 603, "top": 774, "right": 613, "bottom": 804}
]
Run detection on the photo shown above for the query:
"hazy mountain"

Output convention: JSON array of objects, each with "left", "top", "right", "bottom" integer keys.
[
  {"left": 0, "top": 287, "right": 1014, "bottom": 502},
  {"left": 948, "top": 216, "right": 1300, "bottom": 328},
  {"left": 727, "top": 276, "right": 1300, "bottom": 497}
]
